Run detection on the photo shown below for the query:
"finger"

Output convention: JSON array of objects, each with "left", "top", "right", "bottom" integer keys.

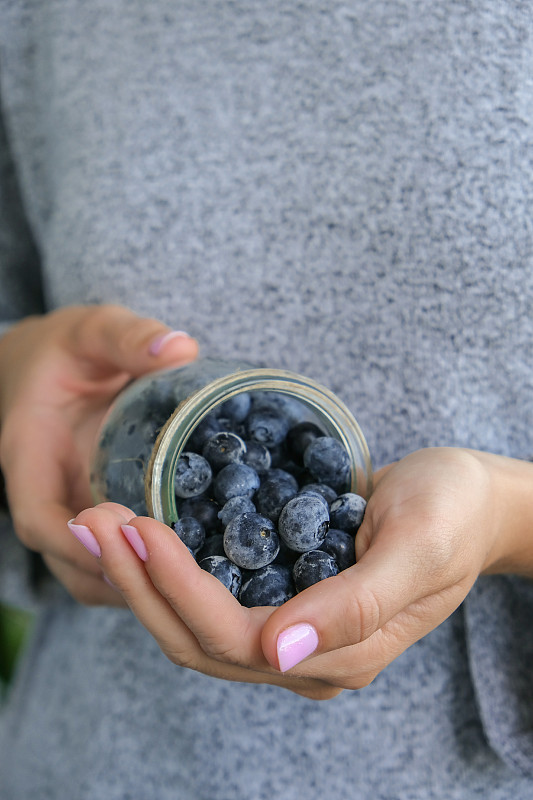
[
  {"left": 114, "top": 514, "right": 276, "bottom": 672},
  {"left": 261, "top": 514, "right": 473, "bottom": 673},
  {"left": 67, "top": 304, "right": 199, "bottom": 377},
  {"left": 3, "top": 418, "right": 106, "bottom": 577},
  {"left": 276, "top": 586, "right": 466, "bottom": 690},
  {"left": 42, "top": 553, "right": 127, "bottom": 608},
  {"left": 74, "top": 505, "right": 337, "bottom": 696},
  {"left": 371, "top": 462, "right": 396, "bottom": 486}
]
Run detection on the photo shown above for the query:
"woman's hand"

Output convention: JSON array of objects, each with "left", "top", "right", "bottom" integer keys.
[
  {"left": 69, "top": 448, "right": 533, "bottom": 696},
  {"left": 0, "top": 304, "right": 198, "bottom": 606}
]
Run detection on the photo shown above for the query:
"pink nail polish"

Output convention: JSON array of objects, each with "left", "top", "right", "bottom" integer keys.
[
  {"left": 149, "top": 330, "right": 191, "bottom": 356},
  {"left": 67, "top": 520, "right": 102, "bottom": 558},
  {"left": 120, "top": 524, "right": 148, "bottom": 561},
  {"left": 277, "top": 623, "right": 319, "bottom": 672}
]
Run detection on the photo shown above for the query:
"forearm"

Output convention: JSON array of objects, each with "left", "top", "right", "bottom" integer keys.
[{"left": 478, "top": 450, "right": 533, "bottom": 578}]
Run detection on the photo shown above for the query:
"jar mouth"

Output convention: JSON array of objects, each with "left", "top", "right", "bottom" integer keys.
[{"left": 145, "top": 367, "right": 373, "bottom": 525}]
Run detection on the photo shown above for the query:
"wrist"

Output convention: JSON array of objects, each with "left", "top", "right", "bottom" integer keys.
[{"left": 479, "top": 452, "right": 533, "bottom": 578}]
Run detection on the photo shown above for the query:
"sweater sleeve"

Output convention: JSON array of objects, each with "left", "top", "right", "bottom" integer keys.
[
  {"left": 464, "top": 575, "right": 533, "bottom": 778},
  {"left": 0, "top": 81, "right": 45, "bottom": 339},
  {"left": 0, "top": 85, "right": 46, "bottom": 608}
]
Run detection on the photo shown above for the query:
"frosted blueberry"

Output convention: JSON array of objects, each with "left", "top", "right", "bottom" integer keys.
[
  {"left": 239, "top": 564, "right": 295, "bottom": 607},
  {"left": 246, "top": 409, "right": 290, "bottom": 447},
  {"left": 218, "top": 495, "right": 256, "bottom": 528},
  {"left": 171, "top": 516, "right": 206, "bottom": 554},
  {"left": 213, "top": 463, "right": 260, "bottom": 505},
  {"left": 293, "top": 550, "right": 339, "bottom": 592},
  {"left": 199, "top": 555, "right": 242, "bottom": 597},
  {"left": 255, "top": 477, "right": 298, "bottom": 523},
  {"left": 174, "top": 452, "right": 213, "bottom": 499},
  {"left": 202, "top": 431, "right": 247, "bottom": 472},
  {"left": 321, "top": 528, "right": 356, "bottom": 571},
  {"left": 223, "top": 512, "right": 280, "bottom": 569},
  {"left": 242, "top": 440, "right": 272, "bottom": 473},
  {"left": 303, "top": 437, "right": 351, "bottom": 493},
  {"left": 329, "top": 493, "right": 367, "bottom": 534},
  {"left": 286, "top": 421, "right": 325, "bottom": 463},
  {"left": 278, "top": 494, "right": 329, "bottom": 552}
]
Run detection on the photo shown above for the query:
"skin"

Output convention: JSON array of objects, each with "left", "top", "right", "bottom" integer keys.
[
  {"left": 2, "top": 305, "right": 533, "bottom": 700},
  {"left": 0, "top": 304, "right": 198, "bottom": 606}
]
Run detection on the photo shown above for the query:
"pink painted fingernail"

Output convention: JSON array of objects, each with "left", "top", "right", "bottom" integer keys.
[
  {"left": 149, "top": 330, "right": 191, "bottom": 356},
  {"left": 67, "top": 520, "right": 102, "bottom": 558},
  {"left": 120, "top": 524, "right": 148, "bottom": 561},
  {"left": 276, "top": 623, "right": 319, "bottom": 672}
]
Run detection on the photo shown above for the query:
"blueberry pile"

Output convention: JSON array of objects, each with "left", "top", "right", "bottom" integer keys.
[{"left": 170, "top": 391, "right": 367, "bottom": 606}]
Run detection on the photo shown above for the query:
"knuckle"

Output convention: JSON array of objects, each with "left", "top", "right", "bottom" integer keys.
[
  {"left": 11, "top": 512, "right": 39, "bottom": 551},
  {"left": 341, "top": 670, "right": 378, "bottom": 691},
  {"left": 159, "top": 641, "right": 202, "bottom": 671},
  {"left": 336, "top": 572, "right": 382, "bottom": 643},
  {"left": 199, "top": 635, "right": 244, "bottom": 666}
]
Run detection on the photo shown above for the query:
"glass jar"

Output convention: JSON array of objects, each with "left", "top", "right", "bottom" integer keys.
[{"left": 90, "top": 358, "right": 373, "bottom": 525}]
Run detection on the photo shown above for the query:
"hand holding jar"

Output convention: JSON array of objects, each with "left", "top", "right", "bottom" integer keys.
[
  {"left": 0, "top": 304, "right": 198, "bottom": 605},
  {"left": 66, "top": 335, "right": 533, "bottom": 697},
  {"left": 69, "top": 447, "right": 533, "bottom": 697}
]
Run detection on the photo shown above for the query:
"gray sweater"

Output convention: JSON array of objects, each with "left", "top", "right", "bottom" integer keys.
[{"left": 1, "top": 1, "right": 533, "bottom": 797}]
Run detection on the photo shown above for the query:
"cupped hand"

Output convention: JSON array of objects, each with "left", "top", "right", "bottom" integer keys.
[
  {"left": 68, "top": 502, "right": 341, "bottom": 699},
  {"left": 67, "top": 448, "right": 533, "bottom": 696},
  {"left": 0, "top": 304, "right": 198, "bottom": 605},
  {"left": 261, "top": 447, "right": 533, "bottom": 687}
]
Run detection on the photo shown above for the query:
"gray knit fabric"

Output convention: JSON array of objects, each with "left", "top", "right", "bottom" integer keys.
[{"left": 1, "top": 1, "right": 533, "bottom": 797}]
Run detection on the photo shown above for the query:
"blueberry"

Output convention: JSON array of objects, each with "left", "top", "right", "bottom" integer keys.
[
  {"left": 216, "top": 393, "right": 251, "bottom": 423},
  {"left": 218, "top": 495, "right": 256, "bottom": 528},
  {"left": 300, "top": 482, "right": 338, "bottom": 506},
  {"left": 293, "top": 550, "right": 339, "bottom": 592},
  {"left": 265, "top": 441, "right": 290, "bottom": 469},
  {"left": 286, "top": 421, "right": 325, "bottom": 464},
  {"left": 250, "top": 392, "right": 308, "bottom": 426},
  {"left": 223, "top": 512, "right": 280, "bottom": 569},
  {"left": 213, "top": 463, "right": 260, "bottom": 505},
  {"left": 196, "top": 533, "right": 226, "bottom": 561},
  {"left": 320, "top": 528, "right": 356, "bottom": 571},
  {"left": 260, "top": 468, "right": 299, "bottom": 492},
  {"left": 171, "top": 516, "right": 206, "bottom": 554},
  {"left": 278, "top": 494, "right": 330, "bottom": 552},
  {"left": 245, "top": 409, "right": 290, "bottom": 448},
  {"left": 199, "top": 555, "right": 242, "bottom": 597},
  {"left": 255, "top": 477, "right": 298, "bottom": 523},
  {"left": 242, "top": 440, "right": 272, "bottom": 473},
  {"left": 178, "top": 496, "right": 222, "bottom": 533},
  {"left": 239, "top": 564, "right": 295, "bottom": 607},
  {"left": 295, "top": 488, "right": 330, "bottom": 510},
  {"left": 303, "top": 436, "right": 351, "bottom": 493},
  {"left": 174, "top": 452, "right": 213, "bottom": 499},
  {"left": 202, "top": 431, "right": 247, "bottom": 472},
  {"left": 329, "top": 493, "right": 367, "bottom": 534},
  {"left": 185, "top": 413, "right": 225, "bottom": 452},
  {"left": 273, "top": 539, "right": 300, "bottom": 567}
]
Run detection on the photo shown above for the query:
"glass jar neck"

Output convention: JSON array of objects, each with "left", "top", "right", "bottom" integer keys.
[{"left": 145, "top": 368, "right": 372, "bottom": 524}]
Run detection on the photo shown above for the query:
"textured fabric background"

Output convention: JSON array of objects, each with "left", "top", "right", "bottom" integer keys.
[{"left": 1, "top": 1, "right": 533, "bottom": 797}]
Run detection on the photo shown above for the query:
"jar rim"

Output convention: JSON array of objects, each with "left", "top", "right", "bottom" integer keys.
[{"left": 145, "top": 367, "right": 373, "bottom": 524}]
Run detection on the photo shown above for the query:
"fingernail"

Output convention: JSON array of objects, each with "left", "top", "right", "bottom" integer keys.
[
  {"left": 67, "top": 520, "right": 102, "bottom": 558},
  {"left": 120, "top": 524, "right": 148, "bottom": 561},
  {"left": 149, "top": 330, "right": 191, "bottom": 356},
  {"left": 276, "top": 623, "right": 319, "bottom": 673}
]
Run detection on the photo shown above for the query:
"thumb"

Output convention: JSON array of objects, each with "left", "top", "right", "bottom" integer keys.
[
  {"left": 261, "top": 515, "right": 470, "bottom": 673},
  {"left": 67, "top": 304, "right": 199, "bottom": 378}
]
